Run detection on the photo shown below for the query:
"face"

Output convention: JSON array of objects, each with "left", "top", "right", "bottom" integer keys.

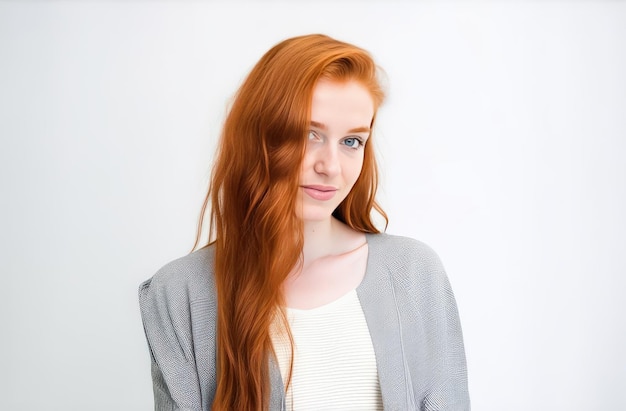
[{"left": 297, "top": 79, "right": 375, "bottom": 223}]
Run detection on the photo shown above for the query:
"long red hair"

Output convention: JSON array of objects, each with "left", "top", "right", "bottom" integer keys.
[{"left": 194, "top": 34, "right": 387, "bottom": 410}]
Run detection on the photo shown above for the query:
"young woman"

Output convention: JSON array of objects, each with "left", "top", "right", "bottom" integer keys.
[{"left": 139, "top": 34, "right": 470, "bottom": 411}]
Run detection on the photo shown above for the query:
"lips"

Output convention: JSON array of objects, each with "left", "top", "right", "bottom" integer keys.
[{"left": 301, "top": 185, "right": 338, "bottom": 201}]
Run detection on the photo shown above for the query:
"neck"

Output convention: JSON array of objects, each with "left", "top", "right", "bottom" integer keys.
[
  {"left": 301, "top": 217, "right": 366, "bottom": 268},
  {"left": 302, "top": 217, "right": 335, "bottom": 266}
]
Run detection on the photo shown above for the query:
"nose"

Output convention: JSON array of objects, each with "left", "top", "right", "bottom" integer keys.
[{"left": 313, "top": 144, "right": 341, "bottom": 177}]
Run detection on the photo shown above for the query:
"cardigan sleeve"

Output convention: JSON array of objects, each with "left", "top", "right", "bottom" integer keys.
[
  {"left": 411, "top": 242, "right": 470, "bottom": 411},
  {"left": 139, "top": 269, "right": 203, "bottom": 411}
]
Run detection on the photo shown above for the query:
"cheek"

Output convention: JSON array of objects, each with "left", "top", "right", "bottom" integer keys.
[{"left": 345, "top": 156, "right": 365, "bottom": 186}]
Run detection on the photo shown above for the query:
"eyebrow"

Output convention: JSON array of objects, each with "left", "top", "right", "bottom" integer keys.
[{"left": 310, "top": 121, "right": 371, "bottom": 134}]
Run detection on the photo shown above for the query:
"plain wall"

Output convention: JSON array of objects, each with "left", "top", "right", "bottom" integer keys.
[{"left": 1, "top": 1, "right": 625, "bottom": 409}]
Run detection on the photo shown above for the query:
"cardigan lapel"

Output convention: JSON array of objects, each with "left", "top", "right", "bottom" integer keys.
[
  {"left": 269, "top": 356, "right": 285, "bottom": 410},
  {"left": 358, "top": 233, "right": 412, "bottom": 410}
]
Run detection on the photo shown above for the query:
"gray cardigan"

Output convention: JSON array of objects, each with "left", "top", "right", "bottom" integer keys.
[{"left": 139, "top": 233, "right": 470, "bottom": 410}]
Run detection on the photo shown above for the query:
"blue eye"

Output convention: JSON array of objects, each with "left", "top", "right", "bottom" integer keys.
[{"left": 343, "top": 137, "right": 362, "bottom": 149}]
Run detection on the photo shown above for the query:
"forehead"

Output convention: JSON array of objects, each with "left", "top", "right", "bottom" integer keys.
[{"left": 310, "top": 80, "right": 375, "bottom": 131}]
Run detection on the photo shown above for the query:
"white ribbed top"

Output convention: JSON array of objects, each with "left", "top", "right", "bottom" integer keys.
[{"left": 271, "top": 289, "right": 383, "bottom": 411}]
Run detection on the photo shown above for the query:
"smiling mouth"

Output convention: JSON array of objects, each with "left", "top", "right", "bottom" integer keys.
[{"left": 301, "top": 185, "right": 338, "bottom": 201}]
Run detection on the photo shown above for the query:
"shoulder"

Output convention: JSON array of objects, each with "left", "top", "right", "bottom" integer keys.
[
  {"left": 366, "top": 232, "right": 445, "bottom": 275},
  {"left": 138, "top": 244, "right": 216, "bottom": 310},
  {"left": 364, "top": 232, "right": 451, "bottom": 300}
]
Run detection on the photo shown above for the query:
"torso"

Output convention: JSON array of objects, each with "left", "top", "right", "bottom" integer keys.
[{"left": 139, "top": 233, "right": 470, "bottom": 410}]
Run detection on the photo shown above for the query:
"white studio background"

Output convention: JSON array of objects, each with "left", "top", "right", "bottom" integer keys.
[{"left": 1, "top": 1, "right": 624, "bottom": 410}]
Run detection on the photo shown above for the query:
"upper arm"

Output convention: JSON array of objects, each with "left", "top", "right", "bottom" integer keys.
[
  {"left": 139, "top": 275, "right": 202, "bottom": 411},
  {"left": 403, "top": 240, "right": 471, "bottom": 410}
]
